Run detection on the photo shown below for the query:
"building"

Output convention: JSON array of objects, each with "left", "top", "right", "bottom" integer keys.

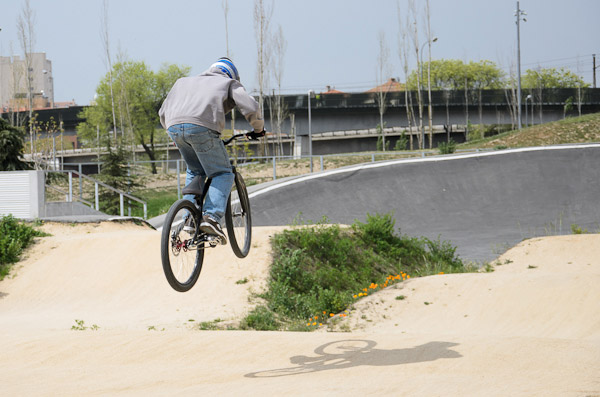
[
  {"left": 366, "top": 78, "right": 405, "bottom": 93},
  {"left": 0, "top": 52, "right": 54, "bottom": 112}
]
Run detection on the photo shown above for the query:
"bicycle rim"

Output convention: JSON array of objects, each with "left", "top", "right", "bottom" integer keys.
[
  {"left": 226, "top": 172, "right": 252, "bottom": 258},
  {"left": 160, "top": 199, "right": 204, "bottom": 292}
]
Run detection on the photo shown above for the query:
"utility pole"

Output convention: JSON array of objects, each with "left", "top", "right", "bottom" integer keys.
[{"left": 515, "top": 2, "right": 527, "bottom": 130}]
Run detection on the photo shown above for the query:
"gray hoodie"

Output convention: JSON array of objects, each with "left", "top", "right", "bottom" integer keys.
[{"left": 159, "top": 67, "right": 264, "bottom": 133}]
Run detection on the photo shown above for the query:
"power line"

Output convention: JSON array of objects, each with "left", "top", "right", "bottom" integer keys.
[{"left": 521, "top": 53, "right": 596, "bottom": 67}]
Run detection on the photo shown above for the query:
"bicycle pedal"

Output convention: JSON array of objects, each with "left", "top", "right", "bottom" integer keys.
[
  {"left": 206, "top": 235, "right": 220, "bottom": 247},
  {"left": 206, "top": 235, "right": 227, "bottom": 247}
]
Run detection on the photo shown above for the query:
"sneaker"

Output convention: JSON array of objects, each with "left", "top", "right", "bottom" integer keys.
[{"left": 199, "top": 215, "right": 227, "bottom": 244}]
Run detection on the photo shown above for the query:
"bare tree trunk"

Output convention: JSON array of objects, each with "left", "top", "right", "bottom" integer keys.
[
  {"left": 222, "top": 0, "right": 230, "bottom": 58},
  {"left": 504, "top": 89, "right": 513, "bottom": 129},
  {"left": 101, "top": 0, "right": 117, "bottom": 142},
  {"left": 577, "top": 85, "right": 583, "bottom": 117},
  {"left": 464, "top": 77, "right": 469, "bottom": 141},
  {"left": 254, "top": 0, "right": 272, "bottom": 158},
  {"left": 221, "top": 0, "right": 238, "bottom": 163},
  {"left": 444, "top": 89, "right": 450, "bottom": 142},
  {"left": 376, "top": 31, "right": 391, "bottom": 151},
  {"left": 576, "top": 56, "right": 583, "bottom": 117},
  {"left": 478, "top": 88, "right": 483, "bottom": 138},
  {"left": 407, "top": 91, "right": 414, "bottom": 149},
  {"left": 409, "top": 0, "right": 424, "bottom": 149},
  {"left": 289, "top": 113, "right": 295, "bottom": 157},
  {"left": 426, "top": 0, "right": 434, "bottom": 149},
  {"left": 272, "top": 25, "right": 287, "bottom": 157},
  {"left": 397, "top": 1, "right": 413, "bottom": 150},
  {"left": 17, "top": 0, "right": 36, "bottom": 167}
]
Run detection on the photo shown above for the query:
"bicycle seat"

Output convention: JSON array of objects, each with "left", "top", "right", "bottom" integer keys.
[{"left": 182, "top": 176, "right": 204, "bottom": 196}]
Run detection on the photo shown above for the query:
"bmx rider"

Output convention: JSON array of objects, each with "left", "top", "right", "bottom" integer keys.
[{"left": 159, "top": 57, "right": 265, "bottom": 243}]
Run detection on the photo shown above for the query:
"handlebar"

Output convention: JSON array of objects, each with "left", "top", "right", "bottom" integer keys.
[{"left": 223, "top": 131, "right": 265, "bottom": 146}]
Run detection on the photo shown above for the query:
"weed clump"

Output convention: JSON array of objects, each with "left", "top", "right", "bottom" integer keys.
[
  {"left": 0, "top": 215, "right": 47, "bottom": 280},
  {"left": 243, "top": 213, "right": 470, "bottom": 331}
]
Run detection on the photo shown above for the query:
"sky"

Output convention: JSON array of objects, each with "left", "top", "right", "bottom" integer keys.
[{"left": 1, "top": 0, "right": 598, "bottom": 105}]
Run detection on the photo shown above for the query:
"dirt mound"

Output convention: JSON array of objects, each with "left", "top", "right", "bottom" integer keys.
[
  {"left": 0, "top": 222, "right": 598, "bottom": 395},
  {"left": 0, "top": 221, "right": 285, "bottom": 332},
  {"left": 334, "top": 234, "right": 600, "bottom": 341}
]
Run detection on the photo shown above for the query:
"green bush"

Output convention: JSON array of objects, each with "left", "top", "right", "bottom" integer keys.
[
  {"left": 438, "top": 139, "right": 457, "bottom": 154},
  {"left": 0, "top": 215, "right": 46, "bottom": 279},
  {"left": 242, "top": 213, "right": 471, "bottom": 330},
  {"left": 394, "top": 133, "right": 409, "bottom": 151},
  {"left": 240, "top": 306, "right": 280, "bottom": 330}
]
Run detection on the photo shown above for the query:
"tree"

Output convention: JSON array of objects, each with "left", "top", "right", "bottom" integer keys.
[
  {"left": 521, "top": 67, "right": 588, "bottom": 89},
  {"left": 254, "top": 0, "right": 272, "bottom": 156},
  {"left": 425, "top": 0, "right": 434, "bottom": 149},
  {"left": 375, "top": 31, "right": 391, "bottom": 151},
  {"left": 522, "top": 67, "right": 587, "bottom": 124},
  {"left": 98, "top": 144, "right": 138, "bottom": 215},
  {"left": 100, "top": 0, "right": 117, "bottom": 141},
  {"left": 408, "top": 0, "right": 424, "bottom": 149},
  {"left": 397, "top": 1, "right": 415, "bottom": 150},
  {"left": 222, "top": 0, "right": 231, "bottom": 58},
  {"left": 78, "top": 61, "right": 189, "bottom": 173},
  {"left": 406, "top": 58, "right": 504, "bottom": 138},
  {"left": 406, "top": 59, "right": 503, "bottom": 91},
  {"left": 469, "top": 60, "right": 504, "bottom": 134},
  {"left": 16, "top": 0, "right": 36, "bottom": 165},
  {"left": 271, "top": 25, "right": 287, "bottom": 156},
  {"left": 0, "top": 118, "right": 29, "bottom": 171}
]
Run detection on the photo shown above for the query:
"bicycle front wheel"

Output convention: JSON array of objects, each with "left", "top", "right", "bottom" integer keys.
[
  {"left": 161, "top": 199, "right": 204, "bottom": 292},
  {"left": 225, "top": 171, "right": 252, "bottom": 258}
]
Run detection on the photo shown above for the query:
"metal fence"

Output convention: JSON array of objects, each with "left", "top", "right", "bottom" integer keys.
[
  {"left": 56, "top": 148, "right": 491, "bottom": 201},
  {"left": 45, "top": 170, "right": 148, "bottom": 219}
]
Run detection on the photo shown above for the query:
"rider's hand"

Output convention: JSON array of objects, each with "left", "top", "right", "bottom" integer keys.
[{"left": 247, "top": 130, "right": 266, "bottom": 140}]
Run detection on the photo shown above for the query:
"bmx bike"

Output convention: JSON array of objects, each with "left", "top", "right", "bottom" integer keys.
[{"left": 160, "top": 133, "right": 253, "bottom": 292}]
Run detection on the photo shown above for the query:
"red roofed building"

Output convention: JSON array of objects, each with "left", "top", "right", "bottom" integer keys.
[
  {"left": 322, "top": 85, "right": 345, "bottom": 95},
  {"left": 367, "top": 78, "right": 404, "bottom": 93}
]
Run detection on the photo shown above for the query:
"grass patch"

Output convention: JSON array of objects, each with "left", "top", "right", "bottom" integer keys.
[
  {"left": 130, "top": 188, "right": 179, "bottom": 219},
  {"left": 0, "top": 215, "right": 48, "bottom": 280},
  {"left": 240, "top": 306, "right": 280, "bottom": 331},
  {"left": 242, "top": 213, "right": 475, "bottom": 331},
  {"left": 460, "top": 112, "right": 600, "bottom": 149}
]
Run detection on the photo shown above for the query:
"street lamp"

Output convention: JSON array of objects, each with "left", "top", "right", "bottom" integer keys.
[
  {"left": 307, "top": 89, "right": 315, "bottom": 173},
  {"left": 420, "top": 37, "right": 438, "bottom": 86},
  {"left": 515, "top": 1, "right": 527, "bottom": 129}
]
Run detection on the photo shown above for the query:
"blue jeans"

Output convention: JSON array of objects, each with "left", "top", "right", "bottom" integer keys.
[{"left": 167, "top": 123, "right": 234, "bottom": 222}]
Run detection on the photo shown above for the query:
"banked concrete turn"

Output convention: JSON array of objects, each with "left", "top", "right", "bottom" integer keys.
[{"left": 249, "top": 144, "right": 600, "bottom": 263}]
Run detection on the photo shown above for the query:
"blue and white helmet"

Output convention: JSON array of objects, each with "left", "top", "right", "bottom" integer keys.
[{"left": 210, "top": 57, "right": 240, "bottom": 81}]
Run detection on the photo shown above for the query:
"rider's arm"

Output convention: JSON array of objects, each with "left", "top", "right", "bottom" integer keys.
[{"left": 230, "top": 82, "right": 265, "bottom": 133}]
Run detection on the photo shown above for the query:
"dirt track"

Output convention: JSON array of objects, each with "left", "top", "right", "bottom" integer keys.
[{"left": 1, "top": 221, "right": 599, "bottom": 396}]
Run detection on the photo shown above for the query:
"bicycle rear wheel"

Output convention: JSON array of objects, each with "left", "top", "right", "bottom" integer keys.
[
  {"left": 225, "top": 170, "right": 252, "bottom": 258},
  {"left": 161, "top": 199, "right": 204, "bottom": 292}
]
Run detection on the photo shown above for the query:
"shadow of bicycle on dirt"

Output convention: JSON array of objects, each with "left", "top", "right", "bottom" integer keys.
[{"left": 245, "top": 339, "right": 461, "bottom": 378}]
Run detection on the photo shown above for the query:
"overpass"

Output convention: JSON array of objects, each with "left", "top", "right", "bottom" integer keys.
[{"left": 5, "top": 88, "right": 600, "bottom": 170}]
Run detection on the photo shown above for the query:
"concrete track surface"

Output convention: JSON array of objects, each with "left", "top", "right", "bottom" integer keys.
[
  {"left": 251, "top": 144, "right": 600, "bottom": 263},
  {"left": 1, "top": 144, "right": 600, "bottom": 396}
]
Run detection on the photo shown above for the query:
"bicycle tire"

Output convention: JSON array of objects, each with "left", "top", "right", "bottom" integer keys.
[
  {"left": 161, "top": 199, "right": 204, "bottom": 292},
  {"left": 225, "top": 171, "right": 252, "bottom": 258}
]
